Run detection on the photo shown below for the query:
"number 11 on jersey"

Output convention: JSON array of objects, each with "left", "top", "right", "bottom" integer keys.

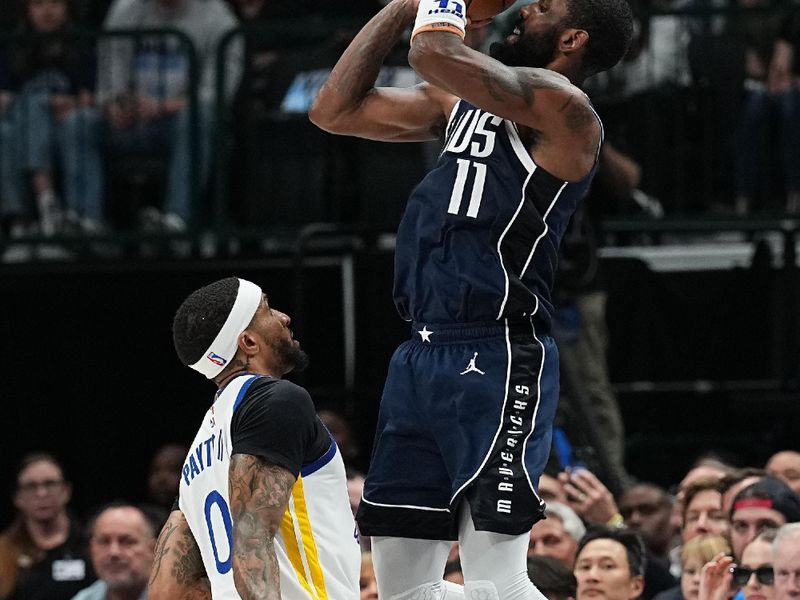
[{"left": 448, "top": 159, "right": 486, "bottom": 218}]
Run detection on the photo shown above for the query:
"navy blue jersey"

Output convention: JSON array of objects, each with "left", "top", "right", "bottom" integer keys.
[{"left": 393, "top": 99, "right": 601, "bottom": 332}]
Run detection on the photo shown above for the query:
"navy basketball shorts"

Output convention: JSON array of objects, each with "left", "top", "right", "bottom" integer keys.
[{"left": 356, "top": 319, "right": 559, "bottom": 540}]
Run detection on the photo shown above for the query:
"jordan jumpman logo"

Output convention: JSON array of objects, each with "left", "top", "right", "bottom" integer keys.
[{"left": 460, "top": 352, "right": 486, "bottom": 375}]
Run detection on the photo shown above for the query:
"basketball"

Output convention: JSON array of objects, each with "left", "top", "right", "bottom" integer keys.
[{"left": 466, "top": 0, "right": 517, "bottom": 22}]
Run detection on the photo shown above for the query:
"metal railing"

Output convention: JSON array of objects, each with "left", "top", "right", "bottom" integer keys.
[
  {"left": 3, "top": 6, "right": 800, "bottom": 250},
  {"left": 0, "top": 28, "right": 200, "bottom": 255}
]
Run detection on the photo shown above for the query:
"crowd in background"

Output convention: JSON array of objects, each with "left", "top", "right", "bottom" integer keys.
[
  {"left": 1, "top": 0, "right": 800, "bottom": 261},
  {"left": 2, "top": 418, "right": 800, "bottom": 599}
]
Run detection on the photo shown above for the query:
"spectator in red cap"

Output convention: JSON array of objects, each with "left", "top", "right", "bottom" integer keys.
[{"left": 730, "top": 478, "right": 800, "bottom": 561}]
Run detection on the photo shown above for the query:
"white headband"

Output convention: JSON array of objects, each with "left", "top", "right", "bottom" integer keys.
[{"left": 189, "top": 278, "right": 263, "bottom": 379}]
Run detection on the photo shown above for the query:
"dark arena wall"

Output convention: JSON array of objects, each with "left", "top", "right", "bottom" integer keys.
[{"left": 0, "top": 252, "right": 797, "bottom": 527}]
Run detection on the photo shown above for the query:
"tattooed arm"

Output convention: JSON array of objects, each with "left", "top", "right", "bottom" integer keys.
[
  {"left": 408, "top": 4, "right": 601, "bottom": 180},
  {"left": 309, "top": 0, "right": 456, "bottom": 142},
  {"left": 228, "top": 453, "right": 296, "bottom": 600},
  {"left": 148, "top": 510, "right": 212, "bottom": 600}
]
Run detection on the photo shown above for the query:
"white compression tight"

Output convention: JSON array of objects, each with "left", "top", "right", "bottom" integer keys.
[
  {"left": 371, "top": 536, "right": 464, "bottom": 600},
  {"left": 458, "top": 500, "right": 547, "bottom": 600},
  {"left": 371, "top": 501, "right": 547, "bottom": 600}
]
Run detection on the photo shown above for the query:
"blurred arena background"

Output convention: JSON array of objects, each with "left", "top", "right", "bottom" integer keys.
[{"left": 1, "top": 0, "right": 799, "bottom": 529}]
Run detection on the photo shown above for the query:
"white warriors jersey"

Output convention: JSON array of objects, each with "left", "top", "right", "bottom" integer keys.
[{"left": 178, "top": 374, "right": 361, "bottom": 599}]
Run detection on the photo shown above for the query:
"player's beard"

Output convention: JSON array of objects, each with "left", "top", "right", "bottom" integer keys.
[
  {"left": 489, "top": 25, "right": 562, "bottom": 68},
  {"left": 271, "top": 335, "right": 309, "bottom": 374}
]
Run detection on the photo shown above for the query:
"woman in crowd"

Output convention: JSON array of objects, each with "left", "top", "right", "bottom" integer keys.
[
  {"left": 699, "top": 529, "right": 777, "bottom": 600},
  {"left": 0, "top": 452, "right": 94, "bottom": 600}
]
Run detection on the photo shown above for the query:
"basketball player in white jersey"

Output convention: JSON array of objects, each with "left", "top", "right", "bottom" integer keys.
[{"left": 148, "top": 277, "right": 361, "bottom": 599}]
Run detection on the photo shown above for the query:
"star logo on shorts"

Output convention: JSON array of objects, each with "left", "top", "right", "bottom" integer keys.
[
  {"left": 418, "top": 326, "right": 434, "bottom": 343},
  {"left": 460, "top": 352, "right": 485, "bottom": 375}
]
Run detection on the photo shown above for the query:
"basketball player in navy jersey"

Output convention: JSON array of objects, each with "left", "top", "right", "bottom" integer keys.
[
  {"left": 311, "top": 0, "right": 633, "bottom": 599},
  {"left": 148, "top": 277, "right": 360, "bottom": 599}
]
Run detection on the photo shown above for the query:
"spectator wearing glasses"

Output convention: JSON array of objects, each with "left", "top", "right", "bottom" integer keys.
[
  {"left": 773, "top": 523, "right": 800, "bottom": 600},
  {"left": 698, "top": 530, "right": 776, "bottom": 600},
  {"left": 0, "top": 452, "right": 94, "bottom": 600},
  {"left": 730, "top": 479, "right": 800, "bottom": 562},
  {"left": 737, "top": 530, "right": 778, "bottom": 600}
]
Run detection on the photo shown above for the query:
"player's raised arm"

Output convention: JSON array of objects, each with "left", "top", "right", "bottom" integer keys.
[
  {"left": 309, "top": 0, "right": 456, "bottom": 142},
  {"left": 228, "top": 453, "right": 296, "bottom": 600},
  {"left": 148, "top": 510, "right": 212, "bottom": 600},
  {"left": 408, "top": 0, "right": 597, "bottom": 140}
]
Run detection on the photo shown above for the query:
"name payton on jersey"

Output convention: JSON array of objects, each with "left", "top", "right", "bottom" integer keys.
[{"left": 181, "top": 430, "right": 226, "bottom": 487}]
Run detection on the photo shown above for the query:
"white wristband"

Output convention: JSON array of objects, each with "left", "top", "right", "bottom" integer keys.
[{"left": 412, "top": 0, "right": 466, "bottom": 44}]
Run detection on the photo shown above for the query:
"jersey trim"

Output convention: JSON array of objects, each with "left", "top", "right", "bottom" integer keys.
[
  {"left": 584, "top": 94, "right": 604, "bottom": 162},
  {"left": 231, "top": 374, "right": 261, "bottom": 413},
  {"left": 504, "top": 120, "right": 535, "bottom": 173},
  {"left": 496, "top": 169, "right": 537, "bottom": 318},
  {"left": 280, "top": 477, "right": 329, "bottom": 599},
  {"left": 360, "top": 497, "right": 452, "bottom": 512},
  {"left": 520, "top": 321, "right": 545, "bottom": 502},
  {"left": 300, "top": 439, "right": 337, "bottom": 478},
  {"left": 519, "top": 181, "right": 568, "bottom": 279},
  {"left": 446, "top": 100, "right": 461, "bottom": 133}
]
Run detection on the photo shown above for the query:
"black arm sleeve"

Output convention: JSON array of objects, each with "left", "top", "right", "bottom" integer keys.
[{"left": 230, "top": 379, "right": 317, "bottom": 476}]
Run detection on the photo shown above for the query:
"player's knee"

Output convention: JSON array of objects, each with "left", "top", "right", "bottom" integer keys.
[
  {"left": 464, "top": 572, "right": 541, "bottom": 600},
  {"left": 386, "top": 580, "right": 448, "bottom": 600},
  {"left": 464, "top": 580, "right": 501, "bottom": 600}
]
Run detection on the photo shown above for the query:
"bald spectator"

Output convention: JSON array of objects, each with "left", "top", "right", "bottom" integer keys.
[
  {"left": 145, "top": 444, "right": 186, "bottom": 511},
  {"left": 682, "top": 479, "right": 729, "bottom": 544},
  {"left": 773, "top": 523, "right": 800, "bottom": 600},
  {"left": 528, "top": 555, "right": 578, "bottom": 600},
  {"left": 731, "top": 478, "right": 800, "bottom": 561},
  {"left": 574, "top": 527, "right": 646, "bottom": 600},
  {"left": 620, "top": 484, "right": 675, "bottom": 559},
  {"left": 530, "top": 502, "right": 587, "bottom": 566},
  {"left": 71, "top": 504, "right": 156, "bottom": 600},
  {"left": 767, "top": 453, "right": 800, "bottom": 496}
]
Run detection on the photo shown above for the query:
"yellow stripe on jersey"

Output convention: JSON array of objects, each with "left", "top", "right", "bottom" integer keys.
[
  {"left": 292, "top": 478, "right": 328, "bottom": 599},
  {"left": 279, "top": 477, "right": 328, "bottom": 600},
  {"left": 280, "top": 502, "right": 317, "bottom": 599}
]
